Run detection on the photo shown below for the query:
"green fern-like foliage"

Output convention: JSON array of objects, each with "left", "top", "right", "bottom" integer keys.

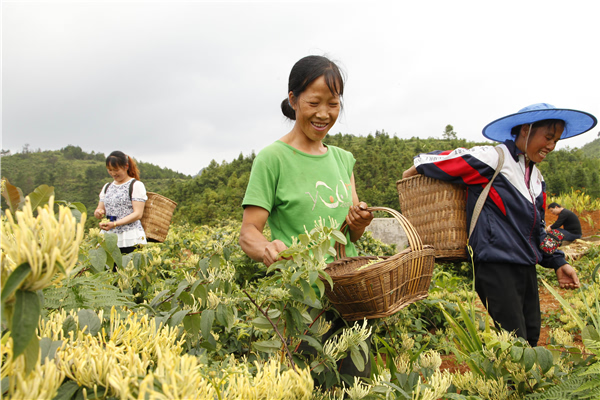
[
  {"left": 526, "top": 370, "right": 600, "bottom": 399},
  {"left": 43, "top": 270, "right": 133, "bottom": 312}
]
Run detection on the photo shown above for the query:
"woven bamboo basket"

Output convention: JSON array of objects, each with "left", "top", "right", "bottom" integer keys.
[
  {"left": 396, "top": 175, "right": 467, "bottom": 260},
  {"left": 321, "top": 206, "right": 435, "bottom": 321},
  {"left": 140, "top": 192, "right": 177, "bottom": 243}
]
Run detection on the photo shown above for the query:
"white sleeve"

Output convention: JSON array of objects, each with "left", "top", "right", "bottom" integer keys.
[
  {"left": 132, "top": 181, "right": 148, "bottom": 201},
  {"left": 99, "top": 183, "right": 109, "bottom": 201}
]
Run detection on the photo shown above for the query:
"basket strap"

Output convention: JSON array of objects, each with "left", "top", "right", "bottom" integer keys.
[
  {"left": 334, "top": 206, "right": 423, "bottom": 260},
  {"left": 468, "top": 146, "right": 504, "bottom": 239}
]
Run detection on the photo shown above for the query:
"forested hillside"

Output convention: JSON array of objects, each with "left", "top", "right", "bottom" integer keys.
[
  {"left": 3, "top": 136, "right": 599, "bottom": 227},
  {"left": 1, "top": 145, "right": 190, "bottom": 227},
  {"left": 164, "top": 132, "right": 600, "bottom": 226}
]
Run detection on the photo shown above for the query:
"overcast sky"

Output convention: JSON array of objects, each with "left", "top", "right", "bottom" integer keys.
[{"left": 3, "top": 0, "right": 599, "bottom": 176}]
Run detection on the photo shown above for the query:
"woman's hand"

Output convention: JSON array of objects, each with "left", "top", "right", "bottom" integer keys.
[
  {"left": 402, "top": 165, "right": 418, "bottom": 179},
  {"left": 556, "top": 264, "right": 580, "bottom": 289},
  {"left": 262, "top": 240, "right": 289, "bottom": 267},
  {"left": 94, "top": 207, "right": 106, "bottom": 219},
  {"left": 346, "top": 202, "right": 373, "bottom": 232},
  {"left": 99, "top": 220, "right": 117, "bottom": 231}
]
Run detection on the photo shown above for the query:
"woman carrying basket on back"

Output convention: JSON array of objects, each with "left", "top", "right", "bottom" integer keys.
[
  {"left": 94, "top": 151, "right": 148, "bottom": 255},
  {"left": 402, "top": 103, "right": 597, "bottom": 347},
  {"left": 239, "top": 55, "right": 374, "bottom": 377}
]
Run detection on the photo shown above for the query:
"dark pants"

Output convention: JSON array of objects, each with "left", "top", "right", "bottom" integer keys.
[
  {"left": 556, "top": 228, "right": 582, "bottom": 242},
  {"left": 475, "top": 262, "right": 541, "bottom": 347}
]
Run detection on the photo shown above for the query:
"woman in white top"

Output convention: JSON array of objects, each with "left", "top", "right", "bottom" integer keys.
[{"left": 94, "top": 151, "right": 148, "bottom": 254}]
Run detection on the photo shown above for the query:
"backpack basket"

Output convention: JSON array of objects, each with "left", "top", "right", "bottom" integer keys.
[
  {"left": 320, "top": 206, "right": 435, "bottom": 321},
  {"left": 140, "top": 192, "right": 177, "bottom": 243},
  {"left": 396, "top": 175, "right": 467, "bottom": 260}
]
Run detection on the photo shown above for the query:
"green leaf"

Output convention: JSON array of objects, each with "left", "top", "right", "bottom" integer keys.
[
  {"left": 183, "top": 314, "right": 201, "bottom": 339},
  {"left": 308, "top": 270, "right": 318, "bottom": 285},
  {"left": 210, "top": 254, "right": 220, "bottom": 270},
  {"left": 69, "top": 202, "right": 87, "bottom": 215},
  {"left": 510, "top": 345, "right": 524, "bottom": 362},
  {"left": 300, "top": 279, "right": 316, "bottom": 303},
  {"left": 251, "top": 316, "right": 273, "bottom": 331},
  {"left": 298, "top": 334, "right": 322, "bottom": 352},
  {"left": 314, "top": 279, "right": 325, "bottom": 299},
  {"left": 522, "top": 347, "right": 536, "bottom": 371},
  {"left": 27, "top": 184, "right": 54, "bottom": 211},
  {"left": 172, "top": 280, "right": 190, "bottom": 309},
  {"left": 534, "top": 346, "right": 553, "bottom": 374},
  {"left": 23, "top": 334, "right": 39, "bottom": 374},
  {"left": 39, "top": 338, "right": 63, "bottom": 364},
  {"left": 11, "top": 290, "right": 41, "bottom": 359},
  {"left": 178, "top": 291, "right": 194, "bottom": 306},
  {"left": 291, "top": 270, "right": 303, "bottom": 285},
  {"left": 253, "top": 339, "right": 282, "bottom": 353},
  {"left": 216, "top": 303, "right": 228, "bottom": 327},
  {"left": 318, "top": 270, "right": 334, "bottom": 290},
  {"left": 331, "top": 230, "right": 347, "bottom": 245},
  {"left": 198, "top": 258, "right": 209, "bottom": 278},
  {"left": 62, "top": 315, "right": 77, "bottom": 338},
  {"left": 52, "top": 380, "right": 80, "bottom": 400},
  {"left": 1, "top": 263, "right": 31, "bottom": 302},
  {"left": 194, "top": 285, "right": 207, "bottom": 307},
  {"left": 149, "top": 290, "right": 171, "bottom": 309},
  {"left": 88, "top": 248, "right": 108, "bottom": 273},
  {"left": 350, "top": 347, "right": 365, "bottom": 372},
  {"left": 77, "top": 309, "right": 101, "bottom": 336},
  {"left": 200, "top": 309, "right": 215, "bottom": 340},
  {"left": 169, "top": 310, "right": 190, "bottom": 327}
]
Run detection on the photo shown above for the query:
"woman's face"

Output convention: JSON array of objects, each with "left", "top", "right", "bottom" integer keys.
[
  {"left": 518, "top": 122, "right": 564, "bottom": 163},
  {"left": 107, "top": 165, "right": 129, "bottom": 183},
  {"left": 289, "top": 75, "right": 341, "bottom": 143}
]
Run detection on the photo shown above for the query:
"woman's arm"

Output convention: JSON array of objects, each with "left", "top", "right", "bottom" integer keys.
[
  {"left": 239, "top": 206, "right": 288, "bottom": 266},
  {"left": 346, "top": 173, "right": 373, "bottom": 242},
  {"left": 99, "top": 201, "right": 145, "bottom": 231}
]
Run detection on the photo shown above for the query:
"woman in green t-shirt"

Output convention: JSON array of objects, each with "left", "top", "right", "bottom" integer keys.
[{"left": 240, "top": 55, "right": 373, "bottom": 266}]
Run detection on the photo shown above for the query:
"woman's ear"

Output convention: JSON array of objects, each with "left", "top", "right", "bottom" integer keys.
[
  {"left": 288, "top": 91, "right": 296, "bottom": 110},
  {"left": 519, "top": 124, "right": 531, "bottom": 138}
]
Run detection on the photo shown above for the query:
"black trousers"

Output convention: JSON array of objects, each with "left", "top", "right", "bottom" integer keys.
[{"left": 474, "top": 262, "right": 541, "bottom": 347}]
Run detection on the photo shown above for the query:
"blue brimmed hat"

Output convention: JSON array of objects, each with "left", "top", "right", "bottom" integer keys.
[{"left": 482, "top": 103, "right": 597, "bottom": 143}]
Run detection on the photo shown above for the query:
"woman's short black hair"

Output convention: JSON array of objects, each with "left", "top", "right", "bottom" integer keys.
[
  {"left": 510, "top": 119, "right": 565, "bottom": 138},
  {"left": 281, "top": 55, "right": 345, "bottom": 120}
]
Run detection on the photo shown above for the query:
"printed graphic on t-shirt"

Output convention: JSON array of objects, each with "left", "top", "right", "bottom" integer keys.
[{"left": 305, "top": 180, "right": 353, "bottom": 211}]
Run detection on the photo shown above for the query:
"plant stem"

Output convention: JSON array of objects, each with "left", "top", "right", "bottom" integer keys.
[{"left": 242, "top": 289, "right": 297, "bottom": 372}]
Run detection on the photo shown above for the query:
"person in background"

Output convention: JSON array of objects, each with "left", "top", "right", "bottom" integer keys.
[
  {"left": 547, "top": 202, "right": 583, "bottom": 242},
  {"left": 94, "top": 151, "right": 148, "bottom": 255},
  {"left": 402, "top": 103, "right": 597, "bottom": 347},
  {"left": 239, "top": 55, "right": 373, "bottom": 377}
]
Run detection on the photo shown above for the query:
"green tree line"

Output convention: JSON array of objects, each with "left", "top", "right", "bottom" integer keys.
[{"left": 3, "top": 136, "right": 599, "bottom": 227}]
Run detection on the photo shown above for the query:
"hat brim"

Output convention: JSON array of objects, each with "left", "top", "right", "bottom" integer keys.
[{"left": 482, "top": 108, "right": 597, "bottom": 143}]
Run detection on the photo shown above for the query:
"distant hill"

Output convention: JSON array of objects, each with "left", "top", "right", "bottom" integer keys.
[
  {"left": 3, "top": 135, "right": 599, "bottom": 228},
  {"left": 1, "top": 145, "right": 191, "bottom": 227},
  {"left": 581, "top": 136, "right": 600, "bottom": 159}
]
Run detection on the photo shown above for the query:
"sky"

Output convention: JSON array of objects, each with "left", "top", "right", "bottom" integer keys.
[{"left": 3, "top": 0, "right": 599, "bottom": 176}]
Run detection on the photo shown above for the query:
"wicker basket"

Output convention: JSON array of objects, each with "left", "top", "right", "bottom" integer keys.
[
  {"left": 140, "top": 192, "right": 177, "bottom": 243},
  {"left": 396, "top": 175, "right": 467, "bottom": 260},
  {"left": 321, "top": 206, "right": 435, "bottom": 321}
]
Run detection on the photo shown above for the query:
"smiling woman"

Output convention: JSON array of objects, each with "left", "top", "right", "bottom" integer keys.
[
  {"left": 238, "top": 55, "right": 375, "bottom": 378},
  {"left": 94, "top": 151, "right": 148, "bottom": 257}
]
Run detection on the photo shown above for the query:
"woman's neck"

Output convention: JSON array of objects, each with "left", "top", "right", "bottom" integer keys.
[{"left": 280, "top": 129, "right": 327, "bottom": 155}]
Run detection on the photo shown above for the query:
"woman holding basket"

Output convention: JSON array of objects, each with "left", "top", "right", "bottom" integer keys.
[
  {"left": 239, "top": 55, "right": 374, "bottom": 377},
  {"left": 94, "top": 151, "right": 148, "bottom": 255},
  {"left": 402, "top": 103, "right": 597, "bottom": 347}
]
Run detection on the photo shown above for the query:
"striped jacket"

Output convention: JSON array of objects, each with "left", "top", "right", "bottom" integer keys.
[{"left": 414, "top": 140, "right": 567, "bottom": 269}]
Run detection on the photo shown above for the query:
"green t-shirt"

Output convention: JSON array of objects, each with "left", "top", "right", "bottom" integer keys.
[{"left": 242, "top": 140, "right": 358, "bottom": 260}]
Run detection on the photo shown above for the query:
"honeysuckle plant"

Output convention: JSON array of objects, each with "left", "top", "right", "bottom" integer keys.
[{"left": 1, "top": 195, "right": 86, "bottom": 372}]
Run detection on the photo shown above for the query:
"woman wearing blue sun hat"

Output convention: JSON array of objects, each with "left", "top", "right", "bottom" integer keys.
[{"left": 403, "top": 103, "right": 597, "bottom": 347}]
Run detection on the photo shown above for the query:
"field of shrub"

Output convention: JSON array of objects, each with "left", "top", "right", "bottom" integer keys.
[{"left": 2, "top": 183, "right": 600, "bottom": 399}]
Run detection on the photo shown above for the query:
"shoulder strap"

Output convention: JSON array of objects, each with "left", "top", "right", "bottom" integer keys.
[
  {"left": 468, "top": 146, "right": 505, "bottom": 239},
  {"left": 103, "top": 179, "right": 136, "bottom": 201}
]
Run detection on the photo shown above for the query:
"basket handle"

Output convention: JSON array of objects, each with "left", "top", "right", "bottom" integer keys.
[{"left": 334, "top": 206, "right": 423, "bottom": 260}]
